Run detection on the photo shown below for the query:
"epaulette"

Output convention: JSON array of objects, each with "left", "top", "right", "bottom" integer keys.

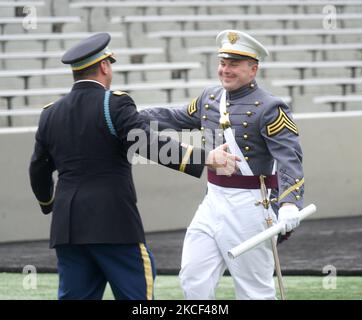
[
  {"left": 43, "top": 102, "right": 54, "bottom": 109},
  {"left": 112, "top": 90, "right": 128, "bottom": 96}
]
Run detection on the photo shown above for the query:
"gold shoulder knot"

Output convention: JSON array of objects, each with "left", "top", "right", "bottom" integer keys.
[
  {"left": 112, "top": 90, "right": 128, "bottom": 96},
  {"left": 43, "top": 102, "right": 54, "bottom": 109}
]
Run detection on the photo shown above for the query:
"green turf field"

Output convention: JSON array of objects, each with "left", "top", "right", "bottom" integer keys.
[{"left": 0, "top": 273, "right": 361, "bottom": 300}]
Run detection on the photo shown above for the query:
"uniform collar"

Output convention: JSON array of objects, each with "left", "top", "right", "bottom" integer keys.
[
  {"left": 72, "top": 80, "right": 106, "bottom": 91},
  {"left": 226, "top": 80, "right": 257, "bottom": 100}
]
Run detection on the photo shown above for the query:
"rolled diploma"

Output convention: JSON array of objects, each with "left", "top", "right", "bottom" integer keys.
[{"left": 228, "top": 204, "right": 317, "bottom": 259}]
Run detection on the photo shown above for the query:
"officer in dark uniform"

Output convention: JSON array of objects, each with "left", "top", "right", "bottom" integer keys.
[{"left": 29, "top": 33, "right": 237, "bottom": 300}]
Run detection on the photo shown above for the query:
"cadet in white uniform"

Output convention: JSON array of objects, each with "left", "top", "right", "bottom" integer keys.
[{"left": 140, "top": 30, "right": 304, "bottom": 300}]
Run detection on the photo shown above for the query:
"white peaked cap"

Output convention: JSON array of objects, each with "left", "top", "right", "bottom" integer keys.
[{"left": 216, "top": 30, "right": 269, "bottom": 61}]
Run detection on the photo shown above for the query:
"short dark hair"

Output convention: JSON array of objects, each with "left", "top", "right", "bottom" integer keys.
[
  {"left": 247, "top": 59, "right": 259, "bottom": 66},
  {"left": 72, "top": 60, "right": 101, "bottom": 81}
]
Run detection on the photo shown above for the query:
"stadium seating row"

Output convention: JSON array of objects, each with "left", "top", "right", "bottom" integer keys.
[{"left": 1, "top": 0, "right": 362, "bottom": 127}]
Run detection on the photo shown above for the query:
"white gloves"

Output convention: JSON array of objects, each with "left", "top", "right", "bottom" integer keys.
[{"left": 278, "top": 204, "right": 300, "bottom": 235}]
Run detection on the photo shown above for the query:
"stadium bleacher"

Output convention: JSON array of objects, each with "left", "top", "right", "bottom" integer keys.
[
  {"left": 0, "top": 0, "right": 362, "bottom": 128},
  {"left": 0, "top": 47, "right": 164, "bottom": 68},
  {"left": 313, "top": 94, "right": 362, "bottom": 111}
]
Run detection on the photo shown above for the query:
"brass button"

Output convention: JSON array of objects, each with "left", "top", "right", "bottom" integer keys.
[
  {"left": 204, "top": 104, "right": 209, "bottom": 110},
  {"left": 200, "top": 126, "right": 205, "bottom": 131},
  {"left": 210, "top": 94, "right": 215, "bottom": 100},
  {"left": 243, "top": 134, "right": 249, "bottom": 140},
  {"left": 245, "top": 157, "right": 249, "bottom": 161},
  {"left": 296, "top": 195, "right": 301, "bottom": 200},
  {"left": 202, "top": 115, "right": 207, "bottom": 120},
  {"left": 254, "top": 101, "right": 260, "bottom": 106},
  {"left": 244, "top": 146, "right": 250, "bottom": 151},
  {"left": 295, "top": 187, "right": 300, "bottom": 191},
  {"left": 295, "top": 178, "right": 300, "bottom": 183},
  {"left": 226, "top": 102, "right": 230, "bottom": 107},
  {"left": 201, "top": 137, "right": 206, "bottom": 142},
  {"left": 246, "top": 111, "right": 252, "bottom": 116},
  {"left": 242, "top": 121, "right": 248, "bottom": 128},
  {"left": 250, "top": 83, "right": 255, "bottom": 88}
]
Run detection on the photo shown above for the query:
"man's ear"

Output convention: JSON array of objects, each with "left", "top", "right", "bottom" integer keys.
[
  {"left": 99, "top": 60, "right": 108, "bottom": 75},
  {"left": 251, "top": 63, "right": 259, "bottom": 75}
]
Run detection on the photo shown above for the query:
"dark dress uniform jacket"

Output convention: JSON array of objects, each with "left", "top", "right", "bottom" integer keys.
[{"left": 29, "top": 81, "right": 204, "bottom": 248}]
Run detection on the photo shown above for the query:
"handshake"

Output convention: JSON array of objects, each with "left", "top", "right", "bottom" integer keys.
[{"left": 205, "top": 143, "right": 241, "bottom": 176}]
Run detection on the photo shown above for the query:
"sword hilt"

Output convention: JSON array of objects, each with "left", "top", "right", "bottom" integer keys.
[{"left": 259, "top": 175, "right": 270, "bottom": 209}]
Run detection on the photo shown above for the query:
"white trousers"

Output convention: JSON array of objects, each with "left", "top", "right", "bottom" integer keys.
[{"left": 179, "top": 182, "right": 276, "bottom": 300}]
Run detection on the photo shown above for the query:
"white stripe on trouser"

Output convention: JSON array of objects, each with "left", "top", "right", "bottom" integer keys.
[{"left": 179, "top": 182, "right": 277, "bottom": 300}]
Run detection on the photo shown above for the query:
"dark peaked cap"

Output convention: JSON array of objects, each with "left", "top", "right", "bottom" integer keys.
[{"left": 62, "top": 33, "right": 116, "bottom": 71}]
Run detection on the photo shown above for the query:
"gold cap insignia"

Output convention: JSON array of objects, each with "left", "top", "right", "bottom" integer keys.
[{"left": 227, "top": 32, "right": 239, "bottom": 44}]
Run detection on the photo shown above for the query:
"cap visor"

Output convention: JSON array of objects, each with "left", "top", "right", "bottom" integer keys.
[
  {"left": 109, "top": 54, "right": 116, "bottom": 64},
  {"left": 218, "top": 52, "right": 257, "bottom": 61}
]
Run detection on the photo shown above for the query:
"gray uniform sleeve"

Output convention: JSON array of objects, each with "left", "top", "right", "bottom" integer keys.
[
  {"left": 260, "top": 102, "right": 304, "bottom": 209},
  {"left": 139, "top": 94, "right": 204, "bottom": 131}
]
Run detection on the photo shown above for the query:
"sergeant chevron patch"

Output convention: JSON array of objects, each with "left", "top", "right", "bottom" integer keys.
[
  {"left": 266, "top": 106, "right": 298, "bottom": 136},
  {"left": 187, "top": 97, "right": 198, "bottom": 116}
]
